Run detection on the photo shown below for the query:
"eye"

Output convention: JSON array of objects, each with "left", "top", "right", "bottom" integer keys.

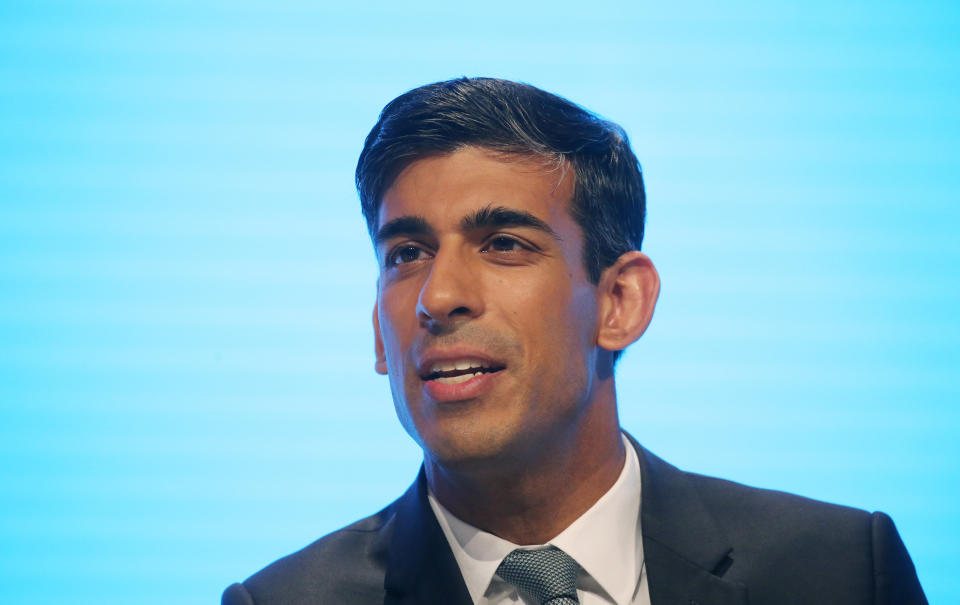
[
  {"left": 386, "top": 244, "right": 429, "bottom": 266},
  {"left": 483, "top": 235, "right": 525, "bottom": 253}
]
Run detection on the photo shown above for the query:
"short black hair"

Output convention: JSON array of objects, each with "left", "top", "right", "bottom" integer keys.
[{"left": 356, "top": 77, "right": 646, "bottom": 284}]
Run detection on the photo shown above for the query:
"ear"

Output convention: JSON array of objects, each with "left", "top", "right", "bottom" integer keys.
[
  {"left": 373, "top": 303, "right": 388, "bottom": 375},
  {"left": 595, "top": 251, "right": 660, "bottom": 352}
]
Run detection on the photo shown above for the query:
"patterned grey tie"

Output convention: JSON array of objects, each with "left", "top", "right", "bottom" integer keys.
[{"left": 495, "top": 546, "right": 580, "bottom": 605}]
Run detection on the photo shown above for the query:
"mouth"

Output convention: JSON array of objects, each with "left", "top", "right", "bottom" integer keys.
[{"left": 420, "top": 358, "right": 506, "bottom": 385}]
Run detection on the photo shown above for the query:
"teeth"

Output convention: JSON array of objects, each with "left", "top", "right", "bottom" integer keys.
[
  {"left": 430, "top": 358, "right": 488, "bottom": 374},
  {"left": 434, "top": 371, "right": 483, "bottom": 385}
]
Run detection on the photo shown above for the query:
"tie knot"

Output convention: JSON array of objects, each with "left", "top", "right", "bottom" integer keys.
[{"left": 496, "top": 546, "right": 580, "bottom": 605}]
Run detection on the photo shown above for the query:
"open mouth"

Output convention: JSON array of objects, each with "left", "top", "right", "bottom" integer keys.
[{"left": 422, "top": 359, "right": 506, "bottom": 385}]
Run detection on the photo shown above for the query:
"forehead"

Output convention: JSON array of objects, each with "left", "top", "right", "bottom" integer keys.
[{"left": 378, "top": 147, "right": 575, "bottom": 228}]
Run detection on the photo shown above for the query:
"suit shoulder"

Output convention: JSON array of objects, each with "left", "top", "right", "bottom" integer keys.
[
  {"left": 681, "top": 469, "right": 880, "bottom": 558},
  {"left": 677, "top": 471, "right": 927, "bottom": 603},
  {"left": 236, "top": 503, "right": 397, "bottom": 605},
  {"left": 683, "top": 470, "right": 871, "bottom": 527}
]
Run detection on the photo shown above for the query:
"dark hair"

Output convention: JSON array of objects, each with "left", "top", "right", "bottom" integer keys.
[{"left": 356, "top": 77, "right": 646, "bottom": 284}]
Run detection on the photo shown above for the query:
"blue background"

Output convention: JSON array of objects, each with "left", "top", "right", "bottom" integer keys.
[{"left": 2, "top": 1, "right": 957, "bottom": 602}]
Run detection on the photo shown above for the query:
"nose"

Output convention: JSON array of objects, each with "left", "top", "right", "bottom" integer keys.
[{"left": 416, "top": 248, "right": 483, "bottom": 330}]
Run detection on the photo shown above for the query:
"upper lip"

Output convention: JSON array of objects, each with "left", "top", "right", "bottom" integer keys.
[{"left": 417, "top": 348, "right": 506, "bottom": 380}]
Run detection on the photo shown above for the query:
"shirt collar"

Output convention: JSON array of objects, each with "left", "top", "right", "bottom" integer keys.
[{"left": 428, "top": 433, "right": 644, "bottom": 605}]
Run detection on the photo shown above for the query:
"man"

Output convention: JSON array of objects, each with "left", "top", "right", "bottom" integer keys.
[{"left": 223, "top": 78, "right": 926, "bottom": 604}]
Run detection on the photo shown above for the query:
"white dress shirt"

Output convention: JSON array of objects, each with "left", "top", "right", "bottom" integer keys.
[{"left": 428, "top": 434, "right": 650, "bottom": 605}]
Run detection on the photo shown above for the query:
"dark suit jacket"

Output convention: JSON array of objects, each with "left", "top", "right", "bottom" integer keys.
[{"left": 222, "top": 439, "right": 926, "bottom": 604}]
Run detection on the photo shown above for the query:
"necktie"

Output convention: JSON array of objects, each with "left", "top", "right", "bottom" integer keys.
[{"left": 496, "top": 546, "right": 580, "bottom": 605}]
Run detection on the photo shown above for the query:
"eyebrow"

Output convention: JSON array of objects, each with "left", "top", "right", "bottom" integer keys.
[
  {"left": 461, "top": 205, "right": 561, "bottom": 241},
  {"left": 373, "top": 215, "right": 434, "bottom": 246},
  {"left": 373, "top": 204, "right": 562, "bottom": 247}
]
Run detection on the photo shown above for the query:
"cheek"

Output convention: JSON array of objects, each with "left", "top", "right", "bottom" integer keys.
[
  {"left": 378, "top": 287, "right": 416, "bottom": 359},
  {"left": 379, "top": 305, "right": 421, "bottom": 434},
  {"left": 508, "top": 275, "right": 597, "bottom": 359}
]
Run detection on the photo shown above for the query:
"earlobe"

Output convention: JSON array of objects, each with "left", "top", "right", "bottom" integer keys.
[
  {"left": 373, "top": 304, "right": 388, "bottom": 375},
  {"left": 596, "top": 251, "right": 660, "bottom": 352}
]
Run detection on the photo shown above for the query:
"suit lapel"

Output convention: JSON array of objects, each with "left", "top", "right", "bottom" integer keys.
[
  {"left": 383, "top": 468, "right": 472, "bottom": 605},
  {"left": 631, "top": 437, "right": 749, "bottom": 605}
]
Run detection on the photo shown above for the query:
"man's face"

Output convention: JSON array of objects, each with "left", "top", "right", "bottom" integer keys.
[{"left": 373, "top": 147, "right": 603, "bottom": 470}]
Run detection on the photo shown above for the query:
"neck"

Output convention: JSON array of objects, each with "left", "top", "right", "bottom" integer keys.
[{"left": 425, "top": 392, "right": 625, "bottom": 545}]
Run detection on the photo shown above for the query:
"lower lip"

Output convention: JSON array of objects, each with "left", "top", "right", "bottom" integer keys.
[{"left": 422, "top": 370, "right": 502, "bottom": 403}]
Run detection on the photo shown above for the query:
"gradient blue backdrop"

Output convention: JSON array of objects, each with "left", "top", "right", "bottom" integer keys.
[{"left": 2, "top": 1, "right": 957, "bottom": 603}]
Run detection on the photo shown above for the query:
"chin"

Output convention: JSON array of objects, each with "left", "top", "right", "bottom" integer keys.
[{"left": 420, "top": 423, "right": 520, "bottom": 470}]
